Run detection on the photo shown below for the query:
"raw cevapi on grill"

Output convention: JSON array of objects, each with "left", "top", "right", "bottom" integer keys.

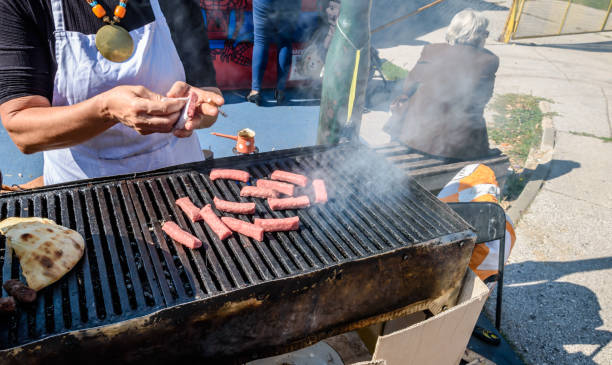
[
  {"left": 166, "top": 171, "right": 326, "bottom": 245},
  {"left": 0, "top": 144, "right": 476, "bottom": 363}
]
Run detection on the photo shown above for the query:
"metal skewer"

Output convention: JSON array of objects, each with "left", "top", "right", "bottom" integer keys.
[{"left": 205, "top": 97, "right": 228, "bottom": 118}]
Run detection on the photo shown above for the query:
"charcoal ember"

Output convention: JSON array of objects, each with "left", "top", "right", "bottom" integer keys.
[
  {"left": 3, "top": 280, "right": 36, "bottom": 303},
  {"left": 0, "top": 296, "right": 16, "bottom": 313}
]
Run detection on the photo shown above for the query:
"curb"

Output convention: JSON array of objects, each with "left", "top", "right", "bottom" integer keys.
[{"left": 506, "top": 101, "right": 555, "bottom": 224}]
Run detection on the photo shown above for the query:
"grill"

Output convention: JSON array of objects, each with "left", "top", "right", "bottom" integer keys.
[{"left": 0, "top": 143, "right": 475, "bottom": 364}]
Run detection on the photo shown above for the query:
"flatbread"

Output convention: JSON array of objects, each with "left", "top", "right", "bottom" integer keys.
[
  {"left": 0, "top": 217, "right": 56, "bottom": 233},
  {"left": 0, "top": 218, "right": 84, "bottom": 291}
]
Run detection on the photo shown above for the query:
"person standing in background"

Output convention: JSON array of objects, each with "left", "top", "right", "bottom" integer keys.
[
  {"left": 246, "top": 0, "right": 302, "bottom": 106},
  {"left": 321, "top": 0, "right": 340, "bottom": 50}
]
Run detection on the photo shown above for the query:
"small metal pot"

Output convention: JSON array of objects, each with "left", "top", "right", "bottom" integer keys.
[{"left": 211, "top": 128, "right": 258, "bottom": 154}]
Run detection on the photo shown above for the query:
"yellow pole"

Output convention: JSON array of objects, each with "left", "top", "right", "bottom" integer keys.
[
  {"left": 558, "top": 0, "right": 574, "bottom": 35},
  {"left": 503, "top": 0, "right": 526, "bottom": 43},
  {"left": 600, "top": 0, "right": 612, "bottom": 31},
  {"left": 346, "top": 49, "right": 361, "bottom": 123},
  {"left": 502, "top": 0, "right": 518, "bottom": 43},
  {"left": 515, "top": 0, "right": 527, "bottom": 31}
]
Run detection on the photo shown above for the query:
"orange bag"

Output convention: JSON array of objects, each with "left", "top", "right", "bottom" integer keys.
[{"left": 437, "top": 164, "right": 516, "bottom": 282}]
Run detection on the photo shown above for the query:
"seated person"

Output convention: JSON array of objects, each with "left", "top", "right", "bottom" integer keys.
[{"left": 383, "top": 9, "right": 499, "bottom": 160}]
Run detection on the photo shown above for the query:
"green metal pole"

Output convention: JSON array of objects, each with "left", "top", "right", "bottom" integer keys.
[{"left": 317, "top": 0, "right": 372, "bottom": 144}]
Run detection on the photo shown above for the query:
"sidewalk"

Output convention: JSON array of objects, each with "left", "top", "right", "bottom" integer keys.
[
  {"left": 363, "top": 1, "right": 612, "bottom": 363},
  {"left": 484, "top": 32, "right": 612, "bottom": 365}
]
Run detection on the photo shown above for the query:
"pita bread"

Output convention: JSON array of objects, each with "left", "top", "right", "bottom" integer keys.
[{"left": 0, "top": 217, "right": 84, "bottom": 291}]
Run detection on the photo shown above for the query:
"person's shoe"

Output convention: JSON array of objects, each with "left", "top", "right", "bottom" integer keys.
[
  {"left": 274, "top": 89, "right": 286, "bottom": 105},
  {"left": 246, "top": 90, "right": 262, "bottom": 106}
]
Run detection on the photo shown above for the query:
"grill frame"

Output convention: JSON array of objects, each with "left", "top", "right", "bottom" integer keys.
[{"left": 0, "top": 143, "right": 475, "bottom": 364}]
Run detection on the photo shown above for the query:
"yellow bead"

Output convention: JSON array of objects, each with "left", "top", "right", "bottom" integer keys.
[
  {"left": 92, "top": 4, "right": 106, "bottom": 18},
  {"left": 114, "top": 5, "right": 126, "bottom": 19}
]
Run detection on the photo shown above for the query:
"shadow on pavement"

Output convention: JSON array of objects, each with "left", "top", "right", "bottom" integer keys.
[
  {"left": 518, "top": 41, "right": 612, "bottom": 53},
  {"left": 467, "top": 313, "right": 526, "bottom": 365},
  {"left": 489, "top": 257, "right": 612, "bottom": 364},
  {"left": 222, "top": 89, "right": 321, "bottom": 107},
  {"left": 546, "top": 159, "right": 582, "bottom": 181},
  {"left": 518, "top": 159, "right": 581, "bottom": 183},
  {"left": 509, "top": 257, "right": 612, "bottom": 281}
]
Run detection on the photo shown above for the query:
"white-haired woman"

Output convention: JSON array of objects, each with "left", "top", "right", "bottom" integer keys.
[{"left": 384, "top": 9, "right": 498, "bottom": 160}]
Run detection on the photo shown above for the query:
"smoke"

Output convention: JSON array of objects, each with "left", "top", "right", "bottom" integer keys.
[
  {"left": 362, "top": 1, "right": 508, "bottom": 161},
  {"left": 169, "top": 1, "right": 505, "bottom": 161}
]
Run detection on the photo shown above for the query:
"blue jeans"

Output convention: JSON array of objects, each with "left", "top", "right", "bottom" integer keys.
[{"left": 251, "top": 0, "right": 302, "bottom": 91}]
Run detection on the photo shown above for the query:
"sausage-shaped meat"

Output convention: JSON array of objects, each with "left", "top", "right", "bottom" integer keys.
[
  {"left": 256, "top": 179, "right": 294, "bottom": 196},
  {"left": 162, "top": 221, "right": 203, "bottom": 249},
  {"left": 0, "top": 297, "right": 16, "bottom": 313},
  {"left": 267, "top": 196, "right": 311, "bottom": 210},
  {"left": 210, "top": 169, "right": 250, "bottom": 182},
  {"left": 200, "top": 204, "right": 233, "bottom": 240},
  {"left": 213, "top": 197, "right": 256, "bottom": 215},
  {"left": 221, "top": 217, "right": 264, "bottom": 241},
  {"left": 254, "top": 216, "right": 300, "bottom": 232},
  {"left": 270, "top": 170, "right": 308, "bottom": 187},
  {"left": 175, "top": 92, "right": 199, "bottom": 130},
  {"left": 240, "top": 186, "right": 279, "bottom": 199},
  {"left": 312, "top": 179, "right": 328, "bottom": 203},
  {"left": 3, "top": 280, "right": 36, "bottom": 303},
  {"left": 186, "top": 92, "right": 198, "bottom": 118},
  {"left": 175, "top": 197, "right": 202, "bottom": 222}
]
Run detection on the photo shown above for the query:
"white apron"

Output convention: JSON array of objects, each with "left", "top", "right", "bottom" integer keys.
[{"left": 44, "top": 0, "right": 203, "bottom": 185}]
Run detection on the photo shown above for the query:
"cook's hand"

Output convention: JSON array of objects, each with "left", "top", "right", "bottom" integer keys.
[
  {"left": 165, "top": 81, "right": 225, "bottom": 138},
  {"left": 100, "top": 85, "right": 186, "bottom": 135}
]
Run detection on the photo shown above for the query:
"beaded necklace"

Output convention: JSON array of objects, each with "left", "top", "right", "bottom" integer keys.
[{"left": 86, "top": 0, "right": 134, "bottom": 62}]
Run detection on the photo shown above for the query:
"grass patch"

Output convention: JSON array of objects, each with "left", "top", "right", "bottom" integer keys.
[
  {"left": 572, "top": 0, "right": 610, "bottom": 10},
  {"left": 488, "top": 93, "right": 550, "bottom": 165},
  {"left": 569, "top": 131, "right": 612, "bottom": 142},
  {"left": 380, "top": 60, "right": 409, "bottom": 81},
  {"left": 488, "top": 93, "right": 554, "bottom": 203}
]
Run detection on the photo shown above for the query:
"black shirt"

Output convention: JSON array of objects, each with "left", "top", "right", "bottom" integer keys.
[{"left": 0, "top": 0, "right": 216, "bottom": 105}]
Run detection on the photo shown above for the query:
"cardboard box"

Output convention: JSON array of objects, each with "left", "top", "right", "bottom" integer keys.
[
  {"left": 249, "top": 269, "right": 488, "bottom": 365},
  {"left": 354, "top": 269, "right": 489, "bottom": 365}
]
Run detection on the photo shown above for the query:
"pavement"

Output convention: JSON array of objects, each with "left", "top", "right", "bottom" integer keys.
[{"left": 362, "top": 0, "right": 612, "bottom": 364}]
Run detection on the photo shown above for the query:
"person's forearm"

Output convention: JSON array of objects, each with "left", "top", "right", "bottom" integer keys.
[{"left": 1, "top": 94, "right": 115, "bottom": 154}]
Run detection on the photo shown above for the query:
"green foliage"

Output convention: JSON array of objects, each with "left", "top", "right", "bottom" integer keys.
[
  {"left": 572, "top": 0, "right": 611, "bottom": 10},
  {"left": 488, "top": 93, "right": 549, "bottom": 164},
  {"left": 380, "top": 61, "right": 409, "bottom": 81}
]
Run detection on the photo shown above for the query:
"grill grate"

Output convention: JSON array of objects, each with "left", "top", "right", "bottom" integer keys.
[{"left": 0, "top": 143, "right": 471, "bottom": 353}]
